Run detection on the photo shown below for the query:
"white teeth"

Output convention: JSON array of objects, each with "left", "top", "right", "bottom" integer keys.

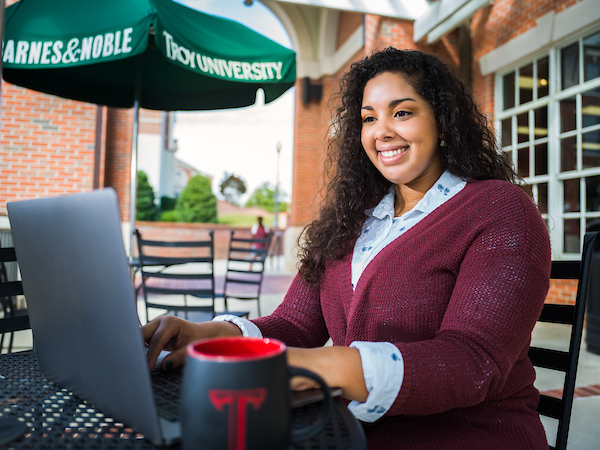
[{"left": 380, "top": 148, "right": 406, "bottom": 157}]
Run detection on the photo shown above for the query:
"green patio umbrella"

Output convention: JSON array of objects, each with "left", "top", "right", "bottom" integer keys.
[
  {"left": 2, "top": 0, "right": 296, "bottom": 110},
  {"left": 2, "top": 0, "right": 296, "bottom": 256}
]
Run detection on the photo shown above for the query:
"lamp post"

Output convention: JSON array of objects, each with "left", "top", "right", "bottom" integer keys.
[{"left": 273, "top": 141, "right": 282, "bottom": 229}]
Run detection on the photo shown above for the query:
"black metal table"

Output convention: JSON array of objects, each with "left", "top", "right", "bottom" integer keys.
[{"left": 0, "top": 353, "right": 366, "bottom": 449}]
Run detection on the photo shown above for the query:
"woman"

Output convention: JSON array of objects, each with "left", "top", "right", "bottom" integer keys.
[{"left": 143, "top": 48, "right": 551, "bottom": 449}]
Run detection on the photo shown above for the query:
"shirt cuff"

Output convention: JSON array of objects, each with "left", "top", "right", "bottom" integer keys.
[
  {"left": 348, "top": 341, "right": 404, "bottom": 423},
  {"left": 213, "top": 314, "right": 263, "bottom": 338}
]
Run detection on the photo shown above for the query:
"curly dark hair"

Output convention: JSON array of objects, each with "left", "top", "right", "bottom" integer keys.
[{"left": 297, "top": 47, "right": 516, "bottom": 285}]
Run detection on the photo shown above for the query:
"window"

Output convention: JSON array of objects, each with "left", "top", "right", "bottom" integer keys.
[{"left": 497, "top": 29, "right": 600, "bottom": 258}]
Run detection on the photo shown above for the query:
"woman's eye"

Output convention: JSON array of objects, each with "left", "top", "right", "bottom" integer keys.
[
  {"left": 394, "top": 110, "right": 411, "bottom": 118},
  {"left": 362, "top": 116, "right": 375, "bottom": 123}
]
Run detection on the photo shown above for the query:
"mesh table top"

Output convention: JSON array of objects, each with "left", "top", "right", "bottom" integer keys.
[{"left": 0, "top": 353, "right": 365, "bottom": 449}]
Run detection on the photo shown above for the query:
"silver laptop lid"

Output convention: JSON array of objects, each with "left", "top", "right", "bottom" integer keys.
[{"left": 7, "top": 189, "right": 165, "bottom": 445}]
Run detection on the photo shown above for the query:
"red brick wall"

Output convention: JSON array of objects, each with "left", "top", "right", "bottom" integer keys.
[
  {"left": 0, "top": 0, "right": 138, "bottom": 223},
  {"left": 364, "top": 15, "right": 460, "bottom": 70},
  {"left": 289, "top": 78, "right": 327, "bottom": 227},
  {"left": 0, "top": 0, "right": 136, "bottom": 220},
  {"left": 0, "top": 83, "right": 98, "bottom": 214},
  {"left": 139, "top": 109, "right": 162, "bottom": 135},
  {"left": 547, "top": 279, "right": 578, "bottom": 305}
]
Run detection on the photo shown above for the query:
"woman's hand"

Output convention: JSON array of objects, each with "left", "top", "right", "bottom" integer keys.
[
  {"left": 141, "top": 315, "right": 242, "bottom": 370},
  {"left": 286, "top": 346, "right": 369, "bottom": 403}
]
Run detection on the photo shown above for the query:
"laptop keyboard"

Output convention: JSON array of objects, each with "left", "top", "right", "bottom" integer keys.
[
  {"left": 150, "top": 368, "right": 183, "bottom": 422},
  {"left": 149, "top": 369, "right": 342, "bottom": 424}
]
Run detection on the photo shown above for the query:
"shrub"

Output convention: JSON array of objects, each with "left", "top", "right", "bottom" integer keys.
[
  {"left": 159, "top": 210, "right": 179, "bottom": 222},
  {"left": 176, "top": 174, "right": 218, "bottom": 223},
  {"left": 136, "top": 171, "right": 158, "bottom": 221}
]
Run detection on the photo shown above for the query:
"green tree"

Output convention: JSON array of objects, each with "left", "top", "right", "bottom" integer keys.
[
  {"left": 245, "top": 182, "right": 288, "bottom": 213},
  {"left": 159, "top": 195, "right": 176, "bottom": 212},
  {"left": 176, "top": 174, "right": 218, "bottom": 223},
  {"left": 219, "top": 172, "right": 247, "bottom": 206},
  {"left": 136, "top": 171, "right": 158, "bottom": 221},
  {"left": 158, "top": 195, "right": 177, "bottom": 221}
]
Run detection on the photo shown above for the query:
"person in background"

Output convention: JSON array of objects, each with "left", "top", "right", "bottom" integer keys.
[
  {"left": 250, "top": 216, "right": 270, "bottom": 248},
  {"left": 142, "top": 47, "right": 551, "bottom": 449}
]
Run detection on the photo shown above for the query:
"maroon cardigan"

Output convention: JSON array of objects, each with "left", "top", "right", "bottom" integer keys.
[{"left": 253, "top": 179, "right": 551, "bottom": 449}]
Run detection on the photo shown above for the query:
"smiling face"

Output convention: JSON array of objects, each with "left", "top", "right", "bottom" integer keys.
[{"left": 360, "top": 71, "right": 443, "bottom": 200}]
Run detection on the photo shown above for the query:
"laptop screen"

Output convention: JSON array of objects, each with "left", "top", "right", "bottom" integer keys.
[{"left": 7, "top": 189, "right": 165, "bottom": 445}]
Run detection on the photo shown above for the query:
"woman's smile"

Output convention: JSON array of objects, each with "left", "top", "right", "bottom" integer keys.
[{"left": 378, "top": 145, "right": 408, "bottom": 163}]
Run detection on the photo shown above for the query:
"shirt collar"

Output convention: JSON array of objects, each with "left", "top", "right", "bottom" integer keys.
[
  {"left": 412, "top": 170, "right": 466, "bottom": 215},
  {"left": 366, "top": 170, "right": 466, "bottom": 220},
  {"left": 368, "top": 185, "right": 396, "bottom": 220}
]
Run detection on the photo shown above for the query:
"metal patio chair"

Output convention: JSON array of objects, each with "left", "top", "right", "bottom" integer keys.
[
  {"left": 219, "top": 230, "right": 272, "bottom": 317},
  {"left": 530, "top": 231, "right": 600, "bottom": 450},
  {"left": 135, "top": 229, "right": 248, "bottom": 324},
  {"left": 0, "top": 246, "right": 31, "bottom": 354}
]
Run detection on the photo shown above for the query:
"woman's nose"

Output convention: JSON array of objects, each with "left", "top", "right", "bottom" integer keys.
[{"left": 374, "top": 117, "right": 395, "bottom": 141}]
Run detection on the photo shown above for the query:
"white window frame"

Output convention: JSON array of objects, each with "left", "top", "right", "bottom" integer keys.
[{"left": 495, "top": 25, "right": 600, "bottom": 260}]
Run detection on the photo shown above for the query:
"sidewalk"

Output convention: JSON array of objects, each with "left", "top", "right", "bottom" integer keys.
[
  {"left": 532, "top": 322, "right": 600, "bottom": 448},
  {"left": 3, "top": 257, "right": 599, "bottom": 447}
]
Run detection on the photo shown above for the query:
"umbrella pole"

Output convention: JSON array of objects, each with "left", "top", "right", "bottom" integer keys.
[
  {"left": 129, "top": 56, "right": 142, "bottom": 262},
  {"left": 1, "top": 0, "right": 5, "bottom": 122}
]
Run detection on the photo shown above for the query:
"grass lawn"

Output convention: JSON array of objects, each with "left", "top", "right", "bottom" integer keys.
[{"left": 218, "top": 213, "right": 274, "bottom": 227}]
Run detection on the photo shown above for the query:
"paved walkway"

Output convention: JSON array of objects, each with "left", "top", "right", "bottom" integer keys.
[{"left": 3, "top": 255, "right": 600, "bottom": 447}]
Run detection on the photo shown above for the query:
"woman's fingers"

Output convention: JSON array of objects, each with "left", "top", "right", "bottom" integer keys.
[
  {"left": 141, "top": 316, "right": 245, "bottom": 370},
  {"left": 142, "top": 316, "right": 190, "bottom": 369}
]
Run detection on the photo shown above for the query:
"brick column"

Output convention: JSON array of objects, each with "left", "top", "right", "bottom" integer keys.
[{"left": 103, "top": 107, "right": 134, "bottom": 221}]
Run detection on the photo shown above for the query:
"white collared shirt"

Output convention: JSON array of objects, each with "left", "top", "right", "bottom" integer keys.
[
  {"left": 351, "top": 170, "right": 467, "bottom": 290},
  {"left": 348, "top": 170, "right": 466, "bottom": 421},
  {"left": 215, "top": 170, "right": 467, "bottom": 422}
]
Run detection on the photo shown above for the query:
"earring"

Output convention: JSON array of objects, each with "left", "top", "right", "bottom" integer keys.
[{"left": 439, "top": 138, "right": 447, "bottom": 147}]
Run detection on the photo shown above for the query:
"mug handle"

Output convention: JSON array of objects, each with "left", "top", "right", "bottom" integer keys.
[{"left": 288, "top": 367, "right": 333, "bottom": 444}]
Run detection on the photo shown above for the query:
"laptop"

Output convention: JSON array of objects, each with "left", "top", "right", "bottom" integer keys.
[
  {"left": 7, "top": 188, "right": 336, "bottom": 447},
  {"left": 8, "top": 188, "right": 183, "bottom": 446}
]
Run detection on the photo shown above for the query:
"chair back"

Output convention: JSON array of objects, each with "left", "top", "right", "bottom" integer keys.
[
  {"left": 135, "top": 229, "right": 217, "bottom": 323},
  {"left": 221, "top": 230, "right": 272, "bottom": 317},
  {"left": 0, "top": 246, "right": 31, "bottom": 353},
  {"left": 530, "top": 231, "right": 600, "bottom": 450}
]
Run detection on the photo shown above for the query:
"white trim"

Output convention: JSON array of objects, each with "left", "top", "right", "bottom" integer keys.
[
  {"left": 318, "top": 9, "right": 340, "bottom": 61},
  {"left": 298, "top": 24, "right": 363, "bottom": 78},
  {"left": 479, "top": 0, "right": 600, "bottom": 76},
  {"left": 424, "top": 0, "right": 491, "bottom": 44},
  {"left": 265, "top": 1, "right": 363, "bottom": 78},
  {"left": 263, "top": 0, "right": 312, "bottom": 60},
  {"left": 271, "top": 0, "right": 428, "bottom": 20},
  {"left": 553, "top": 0, "right": 600, "bottom": 42},
  {"left": 0, "top": 215, "right": 10, "bottom": 230},
  {"left": 414, "top": 0, "right": 489, "bottom": 43},
  {"left": 324, "top": 25, "right": 363, "bottom": 75},
  {"left": 297, "top": 59, "right": 321, "bottom": 79}
]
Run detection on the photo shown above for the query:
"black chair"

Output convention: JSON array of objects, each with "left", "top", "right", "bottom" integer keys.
[
  {"left": 135, "top": 229, "right": 248, "bottom": 324},
  {"left": 0, "top": 246, "right": 31, "bottom": 354},
  {"left": 529, "top": 231, "right": 600, "bottom": 450},
  {"left": 220, "top": 230, "right": 272, "bottom": 317}
]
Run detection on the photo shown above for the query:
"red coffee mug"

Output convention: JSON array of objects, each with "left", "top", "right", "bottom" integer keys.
[{"left": 181, "top": 337, "right": 332, "bottom": 450}]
